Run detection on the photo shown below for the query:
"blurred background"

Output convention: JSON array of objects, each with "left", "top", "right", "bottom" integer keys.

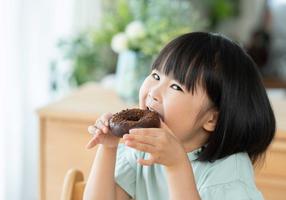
[{"left": 1, "top": 0, "right": 286, "bottom": 199}]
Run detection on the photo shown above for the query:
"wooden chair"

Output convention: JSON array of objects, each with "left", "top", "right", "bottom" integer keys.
[{"left": 60, "top": 168, "right": 86, "bottom": 200}]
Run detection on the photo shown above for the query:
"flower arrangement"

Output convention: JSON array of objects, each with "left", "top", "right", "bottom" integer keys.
[
  {"left": 110, "top": 0, "right": 206, "bottom": 57},
  {"left": 111, "top": 21, "right": 146, "bottom": 54}
]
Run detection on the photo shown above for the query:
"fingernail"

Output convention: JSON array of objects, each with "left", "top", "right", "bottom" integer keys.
[
  {"left": 88, "top": 126, "right": 95, "bottom": 134},
  {"left": 123, "top": 135, "right": 131, "bottom": 141},
  {"left": 103, "top": 127, "right": 108, "bottom": 134},
  {"left": 95, "top": 129, "right": 101, "bottom": 134},
  {"left": 104, "top": 121, "right": 109, "bottom": 126},
  {"left": 129, "top": 129, "right": 134, "bottom": 134}
]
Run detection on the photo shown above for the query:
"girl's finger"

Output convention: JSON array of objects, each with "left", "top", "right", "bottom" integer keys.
[
  {"left": 137, "top": 157, "right": 155, "bottom": 166},
  {"left": 129, "top": 128, "right": 159, "bottom": 137},
  {"left": 91, "top": 121, "right": 108, "bottom": 134},
  {"left": 95, "top": 128, "right": 102, "bottom": 135},
  {"left": 102, "top": 126, "right": 109, "bottom": 134},
  {"left": 88, "top": 125, "right": 96, "bottom": 135},
  {"left": 125, "top": 140, "right": 155, "bottom": 153},
  {"left": 95, "top": 119, "right": 105, "bottom": 129},
  {"left": 94, "top": 114, "right": 112, "bottom": 133},
  {"left": 85, "top": 136, "right": 99, "bottom": 149},
  {"left": 101, "top": 112, "right": 113, "bottom": 126},
  {"left": 123, "top": 133, "right": 157, "bottom": 147}
]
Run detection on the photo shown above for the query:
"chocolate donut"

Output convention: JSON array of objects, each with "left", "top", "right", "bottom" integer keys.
[{"left": 109, "top": 108, "right": 161, "bottom": 137}]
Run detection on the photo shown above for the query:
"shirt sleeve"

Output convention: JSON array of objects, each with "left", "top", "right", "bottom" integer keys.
[
  {"left": 114, "top": 144, "right": 137, "bottom": 199},
  {"left": 199, "top": 181, "right": 264, "bottom": 200}
]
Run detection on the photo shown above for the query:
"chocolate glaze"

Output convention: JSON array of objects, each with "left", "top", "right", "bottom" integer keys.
[{"left": 109, "top": 108, "right": 160, "bottom": 137}]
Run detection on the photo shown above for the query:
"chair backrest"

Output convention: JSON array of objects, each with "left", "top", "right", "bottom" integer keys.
[{"left": 61, "top": 168, "right": 86, "bottom": 200}]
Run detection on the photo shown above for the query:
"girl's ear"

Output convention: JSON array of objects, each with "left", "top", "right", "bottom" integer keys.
[{"left": 203, "top": 110, "right": 218, "bottom": 132}]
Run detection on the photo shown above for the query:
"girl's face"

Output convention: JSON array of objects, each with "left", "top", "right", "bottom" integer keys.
[{"left": 139, "top": 69, "right": 215, "bottom": 151}]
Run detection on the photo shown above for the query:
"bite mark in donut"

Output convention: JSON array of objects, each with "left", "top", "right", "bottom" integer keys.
[{"left": 109, "top": 108, "right": 161, "bottom": 137}]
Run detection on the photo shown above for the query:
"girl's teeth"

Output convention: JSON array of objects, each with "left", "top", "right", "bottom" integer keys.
[{"left": 148, "top": 107, "right": 155, "bottom": 112}]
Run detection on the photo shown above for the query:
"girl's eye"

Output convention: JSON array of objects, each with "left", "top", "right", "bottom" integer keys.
[
  {"left": 151, "top": 73, "right": 160, "bottom": 80},
  {"left": 171, "top": 84, "right": 183, "bottom": 91}
]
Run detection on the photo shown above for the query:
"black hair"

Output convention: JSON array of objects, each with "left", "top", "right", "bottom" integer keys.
[{"left": 152, "top": 32, "right": 276, "bottom": 163}]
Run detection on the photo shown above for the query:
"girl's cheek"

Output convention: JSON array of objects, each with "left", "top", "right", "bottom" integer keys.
[{"left": 139, "top": 79, "right": 149, "bottom": 109}]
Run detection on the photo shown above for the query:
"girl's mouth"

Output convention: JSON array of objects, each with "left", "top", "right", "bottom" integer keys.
[{"left": 147, "top": 106, "right": 164, "bottom": 121}]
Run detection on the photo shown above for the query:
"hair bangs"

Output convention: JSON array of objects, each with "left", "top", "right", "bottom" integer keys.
[{"left": 151, "top": 39, "right": 210, "bottom": 94}]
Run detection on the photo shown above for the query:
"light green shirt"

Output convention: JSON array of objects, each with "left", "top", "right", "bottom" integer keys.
[{"left": 115, "top": 144, "right": 263, "bottom": 200}]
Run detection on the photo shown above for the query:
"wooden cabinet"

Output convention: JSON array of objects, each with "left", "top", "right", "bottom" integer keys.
[
  {"left": 254, "top": 97, "right": 286, "bottom": 200},
  {"left": 38, "top": 83, "right": 286, "bottom": 200},
  {"left": 255, "top": 131, "right": 286, "bottom": 200},
  {"left": 37, "top": 83, "right": 129, "bottom": 200}
]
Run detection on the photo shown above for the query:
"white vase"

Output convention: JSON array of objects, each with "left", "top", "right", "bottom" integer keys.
[{"left": 115, "top": 50, "right": 151, "bottom": 103}]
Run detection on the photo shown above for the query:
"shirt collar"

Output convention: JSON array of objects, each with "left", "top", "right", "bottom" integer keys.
[{"left": 187, "top": 147, "right": 203, "bottom": 161}]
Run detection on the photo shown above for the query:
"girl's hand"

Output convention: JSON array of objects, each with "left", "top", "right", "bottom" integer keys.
[
  {"left": 122, "top": 120, "right": 187, "bottom": 168},
  {"left": 86, "top": 112, "right": 120, "bottom": 149}
]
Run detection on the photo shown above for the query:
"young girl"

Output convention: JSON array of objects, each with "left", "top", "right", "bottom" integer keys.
[{"left": 83, "top": 32, "right": 275, "bottom": 200}]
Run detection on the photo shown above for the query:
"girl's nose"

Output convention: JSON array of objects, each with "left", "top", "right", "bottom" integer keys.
[{"left": 148, "top": 86, "right": 162, "bottom": 103}]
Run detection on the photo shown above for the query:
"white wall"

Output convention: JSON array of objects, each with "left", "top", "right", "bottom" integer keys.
[{"left": 0, "top": 0, "right": 101, "bottom": 199}]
